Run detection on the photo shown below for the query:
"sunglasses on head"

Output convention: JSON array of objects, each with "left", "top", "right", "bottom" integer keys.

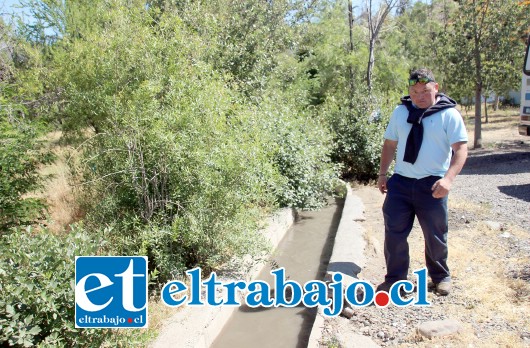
[{"left": 408, "top": 77, "right": 434, "bottom": 86}]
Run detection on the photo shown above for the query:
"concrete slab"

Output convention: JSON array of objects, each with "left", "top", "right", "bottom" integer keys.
[
  {"left": 326, "top": 186, "right": 366, "bottom": 279},
  {"left": 307, "top": 182, "right": 379, "bottom": 348}
]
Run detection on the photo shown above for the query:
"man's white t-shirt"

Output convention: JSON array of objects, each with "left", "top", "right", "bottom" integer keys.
[{"left": 384, "top": 104, "right": 468, "bottom": 179}]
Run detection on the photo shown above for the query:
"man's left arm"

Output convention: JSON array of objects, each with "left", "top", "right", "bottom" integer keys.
[{"left": 431, "top": 141, "right": 468, "bottom": 198}]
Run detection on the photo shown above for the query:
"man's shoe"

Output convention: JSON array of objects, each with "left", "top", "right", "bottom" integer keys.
[
  {"left": 427, "top": 281, "right": 437, "bottom": 291},
  {"left": 435, "top": 281, "right": 452, "bottom": 296},
  {"left": 375, "top": 281, "right": 394, "bottom": 293}
]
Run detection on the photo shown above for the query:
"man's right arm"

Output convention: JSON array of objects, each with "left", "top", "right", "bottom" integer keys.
[{"left": 377, "top": 139, "right": 398, "bottom": 194}]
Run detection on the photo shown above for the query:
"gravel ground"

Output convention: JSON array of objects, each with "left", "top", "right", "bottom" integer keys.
[
  {"left": 320, "top": 136, "right": 530, "bottom": 347},
  {"left": 452, "top": 141, "right": 530, "bottom": 232}
]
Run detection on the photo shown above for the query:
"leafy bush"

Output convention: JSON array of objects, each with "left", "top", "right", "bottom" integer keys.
[
  {"left": 323, "top": 92, "right": 392, "bottom": 181},
  {"left": 0, "top": 119, "right": 54, "bottom": 231},
  {"left": 0, "top": 227, "right": 115, "bottom": 347},
  {"left": 46, "top": 4, "right": 337, "bottom": 285},
  {"left": 54, "top": 9, "right": 274, "bottom": 281},
  {"left": 258, "top": 94, "right": 338, "bottom": 209}
]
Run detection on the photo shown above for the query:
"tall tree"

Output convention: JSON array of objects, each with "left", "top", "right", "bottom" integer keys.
[
  {"left": 364, "top": 0, "right": 399, "bottom": 92},
  {"left": 348, "top": 0, "right": 356, "bottom": 102},
  {"left": 168, "top": 0, "right": 299, "bottom": 97},
  {"left": 393, "top": 0, "right": 458, "bottom": 85},
  {"left": 443, "top": 0, "right": 530, "bottom": 148}
]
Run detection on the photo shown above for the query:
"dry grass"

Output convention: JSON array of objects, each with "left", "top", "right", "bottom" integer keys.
[
  {"left": 147, "top": 300, "right": 180, "bottom": 332},
  {"left": 448, "top": 109, "right": 529, "bottom": 345},
  {"left": 35, "top": 131, "right": 183, "bottom": 342},
  {"left": 449, "top": 196, "right": 492, "bottom": 216},
  {"left": 34, "top": 131, "right": 84, "bottom": 233},
  {"left": 32, "top": 130, "right": 188, "bottom": 342},
  {"left": 449, "top": 234, "right": 529, "bottom": 346},
  {"left": 406, "top": 200, "right": 530, "bottom": 347},
  {"left": 460, "top": 107, "right": 528, "bottom": 148}
]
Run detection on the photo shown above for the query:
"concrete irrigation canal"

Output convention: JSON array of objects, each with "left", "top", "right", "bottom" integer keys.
[
  {"left": 211, "top": 198, "right": 344, "bottom": 348},
  {"left": 151, "top": 184, "right": 366, "bottom": 348}
]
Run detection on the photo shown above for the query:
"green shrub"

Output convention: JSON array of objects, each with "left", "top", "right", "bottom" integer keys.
[
  {"left": 0, "top": 226, "right": 115, "bottom": 347},
  {"left": 259, "top": 94, "right": 338, "bottom": 209},
  {"left": 55, "top": 4, "right": 337, "bottom": 285},
  {"left": 68, "top": 16, "right": 277, "bottom": 279},
  {"left": 17, "top": 2, "right": 338, "bottom": 291},
  {"left": 77, "top": 85, "right": 278, "bottom": 279},
  {"left": 0, "top": 120, "right": 54, "bottom": 231},
  {"left": 323, "top": 92, "right": 392, "bottom": 181}
]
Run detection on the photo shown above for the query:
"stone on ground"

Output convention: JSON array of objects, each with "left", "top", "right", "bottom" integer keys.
[{"left": 416, "top": 319, "right": 462, "bottom": 339}]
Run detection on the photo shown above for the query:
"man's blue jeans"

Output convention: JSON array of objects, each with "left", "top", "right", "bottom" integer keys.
[{"left": 382, "top": 174, "right": 450, "bottom": 284}]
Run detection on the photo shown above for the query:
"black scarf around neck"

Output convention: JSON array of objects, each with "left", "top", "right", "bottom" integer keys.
[{"left": 401, "top": 93, "right": 457, "bottom": 164}]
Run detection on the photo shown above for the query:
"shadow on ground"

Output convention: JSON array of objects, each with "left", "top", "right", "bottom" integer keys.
[
  {"left": 498, "top": 184, "right": 530, "bottom": 202},
  {"left": 462, "top": 144, "right": 530, "bottom": 175}
]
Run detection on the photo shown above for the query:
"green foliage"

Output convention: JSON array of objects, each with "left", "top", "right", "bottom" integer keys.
[
  {"left": 0, "top": 119, "right": 54, "bottom": 231},
  {"left": 0, "top": 23, "right": 55, "bottom": 231},
  {"left": 323, "top": 91, "right": 392, "bottom": 182},
  {"left": 393, "top": 1, "right": 457, "bottom": 85},
  {"left": 295, "top": 2, "right": 367, "bottom": 105},
  {"left": 0, "top": 226, "right": 116, "bottom": 347},
  {"left": 277, "top": 2, "right": 396, "bottom": 181},
  {"left": 441, "top": 0, "right": 530, "bottom": 101},
  {"left": 47, "top": 5, "right": 284, "bottom": 283},
  {"left": 171, "top": 0, "right": 298, "bottom": 95},
  {"left": 26, "top": 1, "right": 337, "bottom": 285},
  {"left": 260, "top": 93, "right": 338, "bottom": 208}
]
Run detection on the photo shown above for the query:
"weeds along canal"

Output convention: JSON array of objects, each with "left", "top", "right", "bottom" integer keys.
[{"left": 211, "top": 197, "right": 345, "bottom": 348}]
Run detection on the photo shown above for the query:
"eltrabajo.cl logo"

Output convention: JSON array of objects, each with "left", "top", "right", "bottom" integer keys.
[{"left": 75, "top": 256, "right": 148, "bottom": 328}]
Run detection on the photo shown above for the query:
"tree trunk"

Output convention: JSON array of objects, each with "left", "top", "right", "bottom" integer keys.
[
  {"left": 494, "top": 95, "right": 500, "bottom": 111},
  {"left": 473, "top": 18, "right": 483, "bottom": 149},
  {"left": 348, "top": 1, "right": 354, "bottom": 53},
  {"left": 474, "top": 87, "right": 482, "bottom": 148},
  {"left": 365, "top": 0, "right": 397, "bottom": 93},
  {"left": 348, "top": 0, "right": 355, "bottom": 106},
  {"left": 484, "top": 95, "right": 488, "bottom": 123},
  {"left": 367, "top": 39, "right": 374, "bottom": 92}
]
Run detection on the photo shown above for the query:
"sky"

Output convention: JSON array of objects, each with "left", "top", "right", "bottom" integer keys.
[
  {"left": 1, "top": 0, "right": 32, "bottom": 25},
  {"left": 1, "top": 0, "right": 27, "bottom": 16}
]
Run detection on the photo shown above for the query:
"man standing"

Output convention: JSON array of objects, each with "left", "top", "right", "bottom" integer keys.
[{"left": 377, "top": 68, "right": 468, "bottom": 296}]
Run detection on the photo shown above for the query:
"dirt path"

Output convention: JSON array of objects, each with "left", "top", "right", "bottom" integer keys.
[
  {"left": 320, "top": 111, "right": 530, "bottom": 347},
  {"left": 321, "top": 184, "right": 529, "bottom": 347}
]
